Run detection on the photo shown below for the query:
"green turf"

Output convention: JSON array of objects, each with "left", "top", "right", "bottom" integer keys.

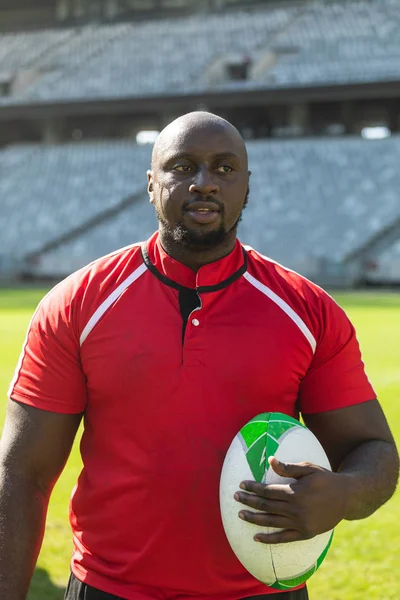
[{"left": 0, "top": 288, "right": 399, "bottom": 600}]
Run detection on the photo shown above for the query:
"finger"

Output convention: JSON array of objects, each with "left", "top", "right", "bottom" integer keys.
[
  {"left": 239, "top": 481, "right": 294, "bottom": 500},
  {"left": 254, "top": 529, "right": 303, "bottom": 544},
  {"left": 268, "top": 456, "right": 319, "bottom": 479},
  {"left": 234, "top": 491, "right": 292, "bottom": 516},
  {"left": 239, "top": 510, "right": 292, "bottom": 529}
]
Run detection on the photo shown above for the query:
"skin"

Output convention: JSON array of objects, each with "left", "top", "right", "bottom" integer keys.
[
  {"left": 0, "top": 112, "right": 398, "bottom": 598},
  {"left": 147, "top": 111, "right": 250, "bottom": 271},
  {"left": 0, "top": 401, "right": 81, "bottom": 599}
]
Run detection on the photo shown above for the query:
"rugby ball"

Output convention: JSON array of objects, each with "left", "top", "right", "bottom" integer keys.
[{"left": 219, "top": 412, "right": 334, "bottom": 590}]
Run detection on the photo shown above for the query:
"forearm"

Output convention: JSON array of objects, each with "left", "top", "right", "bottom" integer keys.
[
  {"left": 0, "top": 466, "right": 49, "bottom": 600},
  {"left": 338, "top": 439, "right": 399, "bottom": 521}
]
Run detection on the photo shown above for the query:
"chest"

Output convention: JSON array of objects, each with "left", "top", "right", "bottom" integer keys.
[{"left": 80, "top": 276, "right": 314, "bottom": 418}]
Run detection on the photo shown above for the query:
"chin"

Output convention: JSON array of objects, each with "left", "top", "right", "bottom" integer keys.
[{"left": 173, "top": 225, "right": 228, "bottom": 249}]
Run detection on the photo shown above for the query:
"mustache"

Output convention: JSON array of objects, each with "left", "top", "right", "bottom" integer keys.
[{"left": 182, "top": 195, "right": 225, "bottom": 213}]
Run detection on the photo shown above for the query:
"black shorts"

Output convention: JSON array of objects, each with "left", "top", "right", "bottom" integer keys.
[{"left": 64, "top": 572, "right": 309, "bottom": 600}]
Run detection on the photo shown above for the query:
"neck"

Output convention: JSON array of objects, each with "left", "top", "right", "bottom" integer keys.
[{"left": 158, "top": 229, "right": 237, "bottom": 272}]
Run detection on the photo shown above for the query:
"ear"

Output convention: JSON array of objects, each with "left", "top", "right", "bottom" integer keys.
[
  {"left": 244, "top": 182, "right": 250, "bottom": 206},
  {"left": 147, "top": 170, "right": 154, "bottom": 204},
  {"left": 245, "top": 171, "right": 251, "bottom": 205}
]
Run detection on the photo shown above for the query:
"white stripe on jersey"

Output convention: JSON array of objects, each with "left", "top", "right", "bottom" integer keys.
[
  {"left": 80, "top": 262, "right": 147, "bottom": 346},
  {"left": 243, "top": 271, "right": 316, "bottom": 353}
]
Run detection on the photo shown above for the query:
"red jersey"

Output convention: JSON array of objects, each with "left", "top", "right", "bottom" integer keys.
[{"left": 9, "top": 232, "right": 375, "bottom": 600}]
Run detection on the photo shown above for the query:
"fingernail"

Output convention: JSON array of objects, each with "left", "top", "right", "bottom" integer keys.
[
  {"left": 239, "top": 482, "right": 246, "bottom": 490},
  {"left": 254, "top": 536, "right": 260, "bottom": 542},
  {"left": 234, "top": 493, "right": 239, "bottom": 501},
  {"left": 239, "top": 512, "right": 245, "bottom": 520}
]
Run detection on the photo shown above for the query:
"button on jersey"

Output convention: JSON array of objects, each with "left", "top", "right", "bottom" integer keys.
[{"left": 9, "top": 232, "right": 375, "bottom": 600}]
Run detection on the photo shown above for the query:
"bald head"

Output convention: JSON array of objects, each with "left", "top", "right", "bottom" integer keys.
[{"left": 151, "top": 111, "right": 248, "bottom": 170}]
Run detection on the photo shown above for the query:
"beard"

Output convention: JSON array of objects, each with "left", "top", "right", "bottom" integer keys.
[
  {"left": 156, "top": 189, "right": 248, "bottom": 250},
  {"left": 156, "top": 208, "right": 245, "bottom": 250}
]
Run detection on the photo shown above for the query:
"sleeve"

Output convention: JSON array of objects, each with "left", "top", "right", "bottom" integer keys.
[
  {"left": 8, "top": 280, "right": 87, "bottom": 414},
  {"left": 298, "top": 292, "right": 376, "bottom": 415}
]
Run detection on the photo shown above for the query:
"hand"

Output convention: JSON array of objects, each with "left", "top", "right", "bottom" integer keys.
[{"left": 234, "top": 456, "right": 349, "bottom": 544}]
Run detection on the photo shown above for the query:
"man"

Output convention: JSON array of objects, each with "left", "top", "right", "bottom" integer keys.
[{"left": 0, "top": 111, "right": 398, "bottom": 600}]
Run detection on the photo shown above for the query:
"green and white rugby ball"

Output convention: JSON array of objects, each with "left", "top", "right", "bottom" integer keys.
[{"left": 219, "top": 412, "right": 334, "bottom": 590}]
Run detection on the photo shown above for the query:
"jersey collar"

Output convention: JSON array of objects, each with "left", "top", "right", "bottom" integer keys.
[{"left": 142, "top": 231, "right": 247, "bottom": 292}]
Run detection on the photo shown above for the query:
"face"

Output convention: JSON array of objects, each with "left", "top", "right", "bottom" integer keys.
[{"left": 148, "top": 122, "right": 250, "bottom": 250}]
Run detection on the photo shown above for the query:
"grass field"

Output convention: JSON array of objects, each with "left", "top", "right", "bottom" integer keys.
[{"left": 0, "top": 287, "right": 399, "bottom": 600}]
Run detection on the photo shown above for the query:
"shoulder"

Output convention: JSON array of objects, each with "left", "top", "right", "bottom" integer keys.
[
  {"left": 243, "top": 244, "right": 350, "bottom": 344},
  {"left": 33, "top": 242, "right": 145, "bottom": 336},
  {"left": 244, "top": 244, "right": 326, "bottom": 298}
]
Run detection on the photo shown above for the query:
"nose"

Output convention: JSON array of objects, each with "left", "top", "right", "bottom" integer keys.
[{"left": 189, "top": 166, "right": 219, "bottom": 196}]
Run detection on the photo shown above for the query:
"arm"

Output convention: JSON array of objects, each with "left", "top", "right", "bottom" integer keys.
[
  {"left": 235, "top": 400, "right": 399, "bottom": 543},
  {"left": 0, "top": 400, "right": 82, "bottom": 599},
  {"left": 304, "top": 399, "right": 399, "bottom": 520}
]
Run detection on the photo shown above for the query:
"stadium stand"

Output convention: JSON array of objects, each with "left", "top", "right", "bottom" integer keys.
[
  {"left": 262, "top": 0, "right": 400, "bottom": 87},
  {"left": 0, "top": 7, "right": 296, "bottom": 103},
  {"left": 2, "top": 135, "right": 399, "bottom": 283},
  {"left": 240, "top": 136, "right": 400, "bottom": 275},
  {"left": 2, "top": 0, "right": 400, "bottom": 105},
  {"left": 28, "top": 197, "right": 157, "bottom": 276},
  {"left": 1, "top": 0, "right": 400, "bottom": 284},
  {"left": 367, "top": 239, "right": 400, "bottom": 283},
  {"left": 358, "top": 221, "right": 400, "bottom": 283},
  {"left": 0, "top": 141, "right": 151, "bottom": 259}
]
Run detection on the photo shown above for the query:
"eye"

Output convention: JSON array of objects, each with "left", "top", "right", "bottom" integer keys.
[
  {"left": 173, "top": 164, "right": 193, "bottom": 172},
  {"left": 216, "top": 165, "right": 234, "bottom": 174}
]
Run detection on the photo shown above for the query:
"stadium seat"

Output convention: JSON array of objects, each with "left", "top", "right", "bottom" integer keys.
[{"left": 3, "top": 0, "right": 400, "bottom": 104}]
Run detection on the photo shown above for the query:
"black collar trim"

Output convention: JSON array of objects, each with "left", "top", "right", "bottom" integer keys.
[{"left": 141, "top": 244, "right": 248, "bottom": 294}]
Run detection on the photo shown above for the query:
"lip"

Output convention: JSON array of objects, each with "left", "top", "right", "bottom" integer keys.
[
  {"left": 185, "top": 201, "right": 221, "bottom": 212},
  {"left": 183, "top": 201, "right": 221, "bottom": 225},
  {"left": 185, "top": 209, "right": 220, "bottom": 225}
]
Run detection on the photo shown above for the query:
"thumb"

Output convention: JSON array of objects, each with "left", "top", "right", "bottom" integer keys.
[{"left": 268, "top": 456, "right": 318, "bottom": 479}]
